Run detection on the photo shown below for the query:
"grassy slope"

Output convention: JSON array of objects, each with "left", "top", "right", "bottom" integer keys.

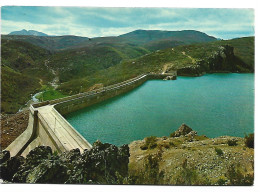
[
  {"left": 1, "top": 66, "right": 40, "bottom": 113},
  {"left": 1, "top": 36, "right": 254, "bottom": 112},
  {"left": 1, "top": 39, "right": 54, "bottom": 113},
  {"left": 129, "top": 134, "right": 254, "bottom": 185},
  {"left": 2, "top": 30, "right": 217, "bottom": 52},
  {"left": 58, "top": 37, "right": 254, "bottom": 95},
  {"left": 48, "top": 44, "right": 150, "bottom": 83}
]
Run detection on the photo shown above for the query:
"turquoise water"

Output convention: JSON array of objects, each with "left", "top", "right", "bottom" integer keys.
[{"left": 65, "top": 73, "right": 254, "bottom": 146}]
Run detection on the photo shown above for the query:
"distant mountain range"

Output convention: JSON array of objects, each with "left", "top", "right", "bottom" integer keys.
[
  {"left": 4, "top": 29, "right": 217, "bottom": 51},
  {"left": 8, "top": 29, "right": 49, "bottom": 36},
  {"left": 2, "top": 29, "right": 254, "bottom": 114}
]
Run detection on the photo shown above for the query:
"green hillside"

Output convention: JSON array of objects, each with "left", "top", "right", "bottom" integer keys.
[
  {"left": 119, "top": 30, "right": 217, "bottom": 45},
  {"left": 2, "top": 29, "right": 217, "bottom": 52},
  {"left": 1, "top": 35, "right": 254, "bottom": 114},
  {"left": 48, "top": 44, "right": 149, "bottom": 83},
  {"left": 1, "top": 39, "right": 54, "bottom": 113},
  {"left": 58, "top": 37, "right": 254, "bottom": 95},
  {"left": 1, "top": 39, "right": 53, "bottom": 82},
  {"left": 1, "top": 66, "right": 41, "bottom": 113}
]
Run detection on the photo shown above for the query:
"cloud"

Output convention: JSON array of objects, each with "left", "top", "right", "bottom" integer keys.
[{"left": 1, "top": 7, "right": 254, "bottom": 39}]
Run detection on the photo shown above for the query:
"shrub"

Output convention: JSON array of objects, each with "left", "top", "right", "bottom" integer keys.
[
  {"left": 217, "top": 177, "right": 227, "bottom": 185},
  {"left": 129, "top": 152, "right": 164, "bottom": 184},
  {"left": 175, "top": 158, "right": 201, "bottom": 185},
  {"left": 227, "top": 139, "right": 238, "bottom": 146},
  {"left": 215, "top": 147, "right": 223, "bottom": 156},
  {"left": 226, "top": 164, "right": 254, "bottom": 185},
  {"left": 245, "top": 133, "right": 254, "bottom": 148},
  {"left": 140, "top": 136, "right": 157, "bottom": 150}
]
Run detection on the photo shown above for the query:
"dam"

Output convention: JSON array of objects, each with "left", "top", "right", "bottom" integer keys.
[{"left": 6, "top": 73, "right": 176, "bottom": 157}]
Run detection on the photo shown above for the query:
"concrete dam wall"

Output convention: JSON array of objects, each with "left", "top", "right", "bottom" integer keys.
[{"left": 6, "top": 73, "right": 176, "bottom": 157}]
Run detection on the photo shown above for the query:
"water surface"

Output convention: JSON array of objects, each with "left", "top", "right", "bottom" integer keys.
[{"left": 65, "top": 73, "right": 254, "bottom": 146}]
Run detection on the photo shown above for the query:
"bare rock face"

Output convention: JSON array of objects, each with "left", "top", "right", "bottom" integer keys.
[
  {"left": 163, "top": 76, "right": 174, "bottom": 80},
  {"left": 0, "top": 142, "right": 130, "bottom": 184},
  {"left": 170, "top": 123, "right": 196, "bottom": 137}
]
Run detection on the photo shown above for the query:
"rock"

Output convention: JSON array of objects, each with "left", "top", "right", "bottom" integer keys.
[
  {"left": 66, "top": 142, "right": 129, "bottom": 184},
  {"left": 25, "top": 159, "right": 69, "bottom": 184},
  {"left": 162, "top": 136, "right": 167, "bottom": 140},
  {"left": 186, "top": 131, "right": 198, "bottom": 137},
  {"left": 0, "top": 156, "right": 25, "bottom": 181},
  {"left": 12, "top": 146, "right": 53, "bottom": 183},
  {"left": 170, "top": 123, "right": 193, "bottom": 137},
  {"left": 0, "top": 150, "right": 10, "bottom": 164},
  {"left": 163, "top": 76, "right": 174, "bottom": 80}
]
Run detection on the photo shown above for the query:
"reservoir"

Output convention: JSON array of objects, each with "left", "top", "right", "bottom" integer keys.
[{"left": 65, "top": 73, "right": 254, "bottom": 146}]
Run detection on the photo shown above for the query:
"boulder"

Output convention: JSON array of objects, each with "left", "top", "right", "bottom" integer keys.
[
  {"left": 170, "top": 123, "right": 193, "bottom": 137},
  {"left": 163, "top": 76, "right": 174, "bottom": 80},
  {"left": 0, "top": 156, "right": 25, "bottom": 181},
  {"left": 0, "top": 150, "right": 10, "bottom": 164},
  {"left": 2, "top": 143, "right": 130, "bottom": 184},
  {"left": 186, "top": 131, "right": 198, "bottom": 137}
]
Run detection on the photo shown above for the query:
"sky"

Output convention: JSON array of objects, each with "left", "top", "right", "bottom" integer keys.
[{"left": 1, "top": 6, "right": 255, "bottom": 39}]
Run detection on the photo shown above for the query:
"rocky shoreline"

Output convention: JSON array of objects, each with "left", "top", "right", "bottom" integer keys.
[{"left": 0, "top": 124, "right": 254, "bottom": 185}]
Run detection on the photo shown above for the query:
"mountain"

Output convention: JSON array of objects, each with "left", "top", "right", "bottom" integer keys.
[
  {"left": 1, "top": 39, "right": 54, "bottom": 113},
  {"left": 119, "top": 30, "right": 217, "bottom": 50},
  {"left": 3, "top": 29, "right": 217, "bottom": 52},
  {"left": 1, "top": 32, "right": 254, "bottom": 114},
  {"left": 8, "top": 29, "right": 48, "bottom": 36},
  {"left": 58, "top": 37, "right": 254, "bottom": 95}
]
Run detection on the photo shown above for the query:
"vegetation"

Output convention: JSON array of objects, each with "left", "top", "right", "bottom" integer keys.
[
  {"left": 215, "top": 147, "right": 224, "bottom": 156},
  {"left": 1, "top": 32, "right": 254, "bottom": 113},
  {"left": 227, "top": 139, "right": 238, "bottom": 146},
  {"left": 0, "top": 125, "right": 254, "bottom": 185},
  {"left": 57, "top": 36, "right": 254, "bottom": 96},
  {"left": 140, "top": 136, "right": 157, "bottom": 150},
  {"left": 245, "top": 133, "right": 254, "bottom": 148},
  {"left": 35, "top": 86, "right": 67, "bottom": 102},
  {"left": 226, "top": 163, "right": 254, "bottom": 185},
  {"left": 1, "top": 39, "right": 53, "bottom": 113},
  {"left": 2, "top": 29, "right": 217, "bottom": 51},
  {"left": 1, "top": 66, "right": 41, "bottom": 113}
]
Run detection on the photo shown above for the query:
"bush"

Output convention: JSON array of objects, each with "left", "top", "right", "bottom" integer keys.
[
  {"left": 215, "top": 148, "right": 223, "bottom": 156},
  {"left": 129, "top": 152, "right": 164, "bottom": 184},
  {"left": 140, "top": 136, "right": 157, "bottom": 150},
  {"left": 217, "top": 177, "right": 227, "bottom": 185},
  {"left": 227, "top": 139, "right": 238, "bottom": 146},
  {"left": 226, "top": 164, "right": 254, "bottom": 185},
  {"left": 245, "top": 133, "right": 254, "bottom": 148}
]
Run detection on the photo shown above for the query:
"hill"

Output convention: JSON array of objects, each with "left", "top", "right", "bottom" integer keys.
[
  {"left": 58, "top": 37, "right": 254, "bottom": 95},
  {"left": 119, "top": 29, "right": 217, "bottom": 51},
  {"left": 2, "top": 29, "right": 217, "bottom": 52},
  {"left": 9, "top": 29, "right": 48, "bottom": 36},
  {"left": 128, "top": 124, "right": 254, "bottom": 185},
  {"left": 1, "top": 36, "right": 254, "bottom": 113},
  {"left": 1, "top": 39, "right": 54, "bottom": 113}
]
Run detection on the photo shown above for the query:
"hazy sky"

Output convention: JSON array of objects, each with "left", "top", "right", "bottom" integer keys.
[{"left": 1, "top": 7, "right": 254, "bottom": 39}]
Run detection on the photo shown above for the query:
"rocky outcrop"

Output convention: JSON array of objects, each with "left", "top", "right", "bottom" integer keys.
[
  {"left": 170, "top": 123, "right": 197, "bottom": 137},
  {"left": 177, "top": 65, "right": 204, "bottom": 76},
  {"left": 163, "top": 76, "right": 174, "bottom": 80},
  {"left": 0, "top": 142, "right": 130, "bottom": 184},
  {"left": 177, "top": 45, "right": 251, "bottom": 76}
]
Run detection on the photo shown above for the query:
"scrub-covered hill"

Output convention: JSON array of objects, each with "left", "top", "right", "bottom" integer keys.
[
  {"left": 3, "top": 29, "right": 217, "bottom": 51},
  {"left": 1, "top": 35, "right": 254, "bottom": 113},
  {"left": 1, "top": 39, "right": 54, "bottom": 113},
  {"left": 58, "top": 36, "right": 254, "bottom": 95}
]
